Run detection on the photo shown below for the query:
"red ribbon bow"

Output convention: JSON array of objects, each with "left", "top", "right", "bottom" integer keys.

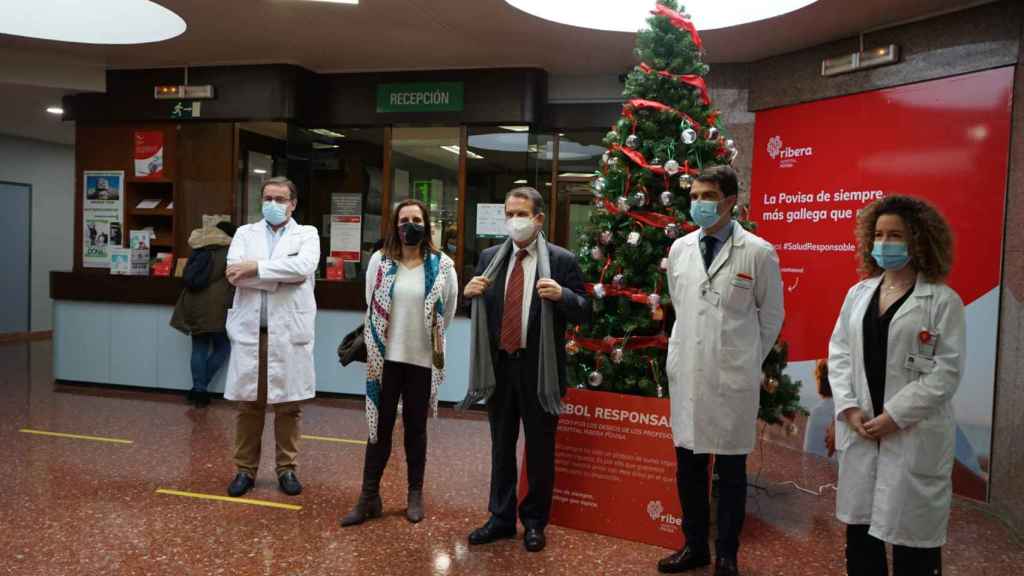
[{"left": 651, "top": 4, "right": 703, "bottom": 52}]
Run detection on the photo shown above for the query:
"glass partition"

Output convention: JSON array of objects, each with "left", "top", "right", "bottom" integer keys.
[{"left": 390, "top": 127, "right": 461, "bottom": 260}]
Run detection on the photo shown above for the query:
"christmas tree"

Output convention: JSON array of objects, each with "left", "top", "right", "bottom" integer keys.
[{"left": 567, "top": 0, "right": 804, "bottom": 427}]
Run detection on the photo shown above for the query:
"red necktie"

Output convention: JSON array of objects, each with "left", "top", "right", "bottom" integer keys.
[{"left": 500, "top": 249, "right": 529, "bottom": 353}]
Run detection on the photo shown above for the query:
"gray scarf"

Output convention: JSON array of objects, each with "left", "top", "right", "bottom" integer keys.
[{"left": 459, "top": 234, "right": 562, "bottom": 415}]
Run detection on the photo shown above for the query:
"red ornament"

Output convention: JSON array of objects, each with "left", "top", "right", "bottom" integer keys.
[{"left": 918, "top": 330, "right": 932, "bottom": 344}]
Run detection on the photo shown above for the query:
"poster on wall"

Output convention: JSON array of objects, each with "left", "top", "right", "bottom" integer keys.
[
  {"left": 749, "top": 67, "right": 1014, "bottom": 500},
  {"left": 82, "top": 170, "right": 125, "bottom": 268},
  {"left": 521, "top": 389, "right": 682, "bottom": 549},
  {"left": 133, "top": 130, "right": 165, "bottom": 179},
  {"left": 330, "top": 193, "right": 362, "bottom": 262}
]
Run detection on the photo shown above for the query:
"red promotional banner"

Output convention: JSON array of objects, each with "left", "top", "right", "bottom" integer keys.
[
  {"left": 750, "top": 67, "right": 1013, "bottom": 362},
  {"left": 520, "top": 388, "right": 682, "bottom": 549},
  {"left": 133, "top": 130, "right": 165, "bottom": 179}
]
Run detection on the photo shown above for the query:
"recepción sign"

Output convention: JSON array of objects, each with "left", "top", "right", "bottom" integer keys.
[{"left": 376, "top": 82, "right": 464, "bottom": 113}]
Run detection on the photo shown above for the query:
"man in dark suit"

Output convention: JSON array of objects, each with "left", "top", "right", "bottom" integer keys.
[{"left": 463, "top": 186, "right": 590, "bottom": 553}]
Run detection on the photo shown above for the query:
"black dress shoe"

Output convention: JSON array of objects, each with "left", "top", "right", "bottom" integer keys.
[
  {"left": 468, "top": 518, "right": 517, "bottom": 545},
  {"left": 186, "top": 389, "right": 197, "bottom": 405},
  {"left": 227, "top": 472, "right": 254, "bottom": 497},
  {"left": 278, "top": 471, "right": 303, "bottom": 496},
  {"left": 715, "top": 557, "right": 741, "bottom": 576},
  {"left": 657, "top": 546, "right": 712, "bottom": 573},
  {"left": 194, "top": 391, "right": 211, "bottom": 408},
  {"left": 523, "top": 528, "right": 546, "bottom": 552}
]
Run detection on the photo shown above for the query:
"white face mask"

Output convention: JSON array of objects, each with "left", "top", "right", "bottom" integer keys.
[{"left": 505, "top": 216, "right": 537, "bottom": 243}]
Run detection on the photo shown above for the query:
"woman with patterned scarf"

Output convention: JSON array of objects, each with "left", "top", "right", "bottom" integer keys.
[{"left": 341, "top": 199, "right": 458, "bottom": 526}]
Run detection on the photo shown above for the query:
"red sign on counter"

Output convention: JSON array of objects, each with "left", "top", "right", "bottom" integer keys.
[{"left": 133, "top": 130, "right": 165, "bottom": 179}]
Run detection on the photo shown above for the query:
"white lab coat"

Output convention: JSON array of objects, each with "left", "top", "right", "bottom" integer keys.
[
  {"left": 666, "top": 224, "right": 785, "bottom": 455},
  {"left": 224, "top": 219, "right": 321, "bottom": 404},
  {"left": 828, "top": 275, "right": 965, "bottom": 548}
]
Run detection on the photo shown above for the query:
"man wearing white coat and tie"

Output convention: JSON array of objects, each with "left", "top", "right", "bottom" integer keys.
[
  {"left": 223, "top": 177, "right": 320, "bottom": 498},
  {"left": 658, "top": 166, "right": 784, "bottom": 576}
]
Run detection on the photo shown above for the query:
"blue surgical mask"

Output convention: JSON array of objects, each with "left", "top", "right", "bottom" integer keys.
[
  {"left": 690, "top": 200, "right": 721, "bottom": 230},
  {"left": 871, "top": 241, "right": 910, "bottom": 270},
  {"left": 262, "top": 201, "right": 288, "bottom": 226}
]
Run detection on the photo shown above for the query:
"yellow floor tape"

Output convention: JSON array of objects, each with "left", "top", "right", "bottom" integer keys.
[
  {"left": 301, "top": 434, "right": 366, "bottom": 445},
  {"left": 155, "top": 488, "right": 302, "bottom": 511},
  {"left": 19, "top": 428, "right": 133, "bottom": 445}
]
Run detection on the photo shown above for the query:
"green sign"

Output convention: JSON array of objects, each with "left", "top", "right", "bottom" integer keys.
[
  {"left": 376, "top": 82, "right": 464, "bottom": 113},
  {"left": 171, "top": 101, "right": 201, "bottom": 118}
]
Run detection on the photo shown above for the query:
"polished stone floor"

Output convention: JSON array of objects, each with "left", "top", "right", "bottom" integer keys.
[{"left": 1, "top": 340, "right": 1021, "bottom": 575}]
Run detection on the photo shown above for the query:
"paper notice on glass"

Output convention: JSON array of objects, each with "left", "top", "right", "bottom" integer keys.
[
  {"left": 202, "top": 214, "right": 231, "bottom": 228},
  {"left": 109, "top": 248, "right": 131, "bottom": 275},
  {"left": 330, "top": 215, "right": 362, "bottom": 261},
  {"left": 332, "top": 193, "right": 362, "bottom": 216},
  {"left": 476, "top": 203, "right": 508, "bottom": 238},
  {"left": 394, "top": 169, "right": 410, "bottom": 200}
]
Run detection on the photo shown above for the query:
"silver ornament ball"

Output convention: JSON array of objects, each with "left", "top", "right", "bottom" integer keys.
[
  {"left": 681, "top": 128, "right": 698, "bottom": 145},
  {"left": 706, "top": 126, "right": 720, "bottom": 140},
  {"left": 633, "top": 191, "right": 647, "bottom": 206},
  {"left": 625, "top": 134, "right": 640, "bottom": 149},
  {"left": 664, "top": 159, "right": 680, "bottom": 175},
  {"left": 588, "top": 370, "right": 603, "bottom": 388},
  {"left": 679, "top": 174, "right": 693, "bottom": 190},
  {"left": 660, "top": 190, "right": 674, "bottom": 207}
]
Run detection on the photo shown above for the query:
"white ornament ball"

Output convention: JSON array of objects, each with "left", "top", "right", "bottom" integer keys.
[
  {"left": 724, "top": 139, "right": 735, "bottom": 149},
  {"left": 625, "top": 134, "right": 640, "bottom": 149},
  {"left": 648, "top": 293, "right": 661, "bottom": 308},
  {"left": 627, "top": 231, "right": 641, "bottom": 246},
  {"left": 660, "top": 190, "right": 674, "bottom": 207},
  {"left": 605, "top": 130, "right": 619, "bottom": 143},
  {"left": 593, "top": 283, "right": 606, "bottom": 299},
  {"left": 681, "top": 128, "right": 697, "bottom": 145},
  {"left": 588, "top": 370, "right": 603, "bottom": 388},
  {"left": 706, "top": 126, "right": 720, "bottom": 140},
  {"left": 611, "top": 348, "right": 624, "bottom": 364},
  {"left": 633, "top": 191, "right": 647, "bottom": 206},
  {"left": 612, "top": 273, "right": 625, "bottom": 287},
  {"left": 617, "top": 196, "right": 630, "bottom": 212},
  {"left": 664, "top": 159, "right": 680, "bottom": 175},
  {"left": 592, "top": 177, "right": 606, "bottom": 194},
  {"left": 665, "top": 223, "right": 680, "bottom": 239}
]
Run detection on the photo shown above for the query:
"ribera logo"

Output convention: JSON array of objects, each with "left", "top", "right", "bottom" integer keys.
[
  {"left": 646, "top": 500, "right": 682, "bottom": 526},
  {"left": 767, "top": 135, "right": 813, "bottom": 167}
]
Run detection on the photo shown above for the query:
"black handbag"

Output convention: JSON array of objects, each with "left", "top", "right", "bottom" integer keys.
[{"left": 338, "top": 324, "right": 367, "bottom": 366}]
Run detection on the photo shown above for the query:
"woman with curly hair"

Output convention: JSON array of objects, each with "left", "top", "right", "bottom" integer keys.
[{"left": 828, "top": 195, "right": 965, "bottom": 576}]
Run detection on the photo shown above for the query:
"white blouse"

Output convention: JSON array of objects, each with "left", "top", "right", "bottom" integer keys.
[{"left": 365, "top": 252, "right": 459, "bottom": 369}]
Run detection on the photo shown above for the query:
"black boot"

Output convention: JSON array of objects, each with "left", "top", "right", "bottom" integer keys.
[
  {"left": 340, "top": 491, "right": 382, "bottom": 527},
  {"left": 406, "top": 490, "right": 424, "bottom": 523}
]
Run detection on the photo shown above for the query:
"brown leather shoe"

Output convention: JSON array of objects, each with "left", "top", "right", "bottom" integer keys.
[
  {"left": 715, "top": 557, "right": 741, "bottom": 576},
  {"left": 657, "top": 546, "right": 712, "bottom": 573}
]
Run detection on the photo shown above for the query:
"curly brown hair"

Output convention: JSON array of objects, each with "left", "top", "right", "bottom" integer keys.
[{"left": 855, "top": 195, "right": 953, "bottom": 282}]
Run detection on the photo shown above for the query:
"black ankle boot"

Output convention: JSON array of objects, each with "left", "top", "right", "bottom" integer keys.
[{"left": 340, "top": 492, "right": 382, "bottom": 527}]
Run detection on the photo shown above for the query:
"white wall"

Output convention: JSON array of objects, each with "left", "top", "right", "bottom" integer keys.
[{"left": 0, "top": 134, "right": 74, "bottom": 331}]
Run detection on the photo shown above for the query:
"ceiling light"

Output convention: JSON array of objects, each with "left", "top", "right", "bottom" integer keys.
[
  {"left": 440, "top": 145, "right": 484, "bottom": 160},
  {"left": 498, "top": 125, "right": 530, "bottom": 132},
  {"left": 558, "top": 172, "right": 596, "bottom": 178},
  {"left": 46, "top": 106, "right": 64, "bottom": 115},
  {"left": 0, "top": 0, "right": 186, "bottom": 44},
  {"left": 505, "top": 0, "right": 819, "bottom": 32},
  {"left": 312, "top": 128, "right": 346, "bottom": 139},
  {"left": 253, "top": 169, "right": 268, "bottom": 175},
  {"left": 312, "top": 142, "right": 340, "bottom": 149},
  {"left": 513, "top": 179, "right": 528, "bottom": 185}
]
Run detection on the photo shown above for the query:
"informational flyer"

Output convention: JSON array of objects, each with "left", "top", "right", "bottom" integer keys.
[
  {"left": 330, "top": 193, "right": 362, "bottom": 262},
  {"left": 82, "top": 170, "right": 124, "bottom": 268},
  {"left": 133, "top": 130, "right": 164, "bottom": 179},
  {"left": 109, "top": 248, "right": 131, "bottom": 275},
  {"left": 475, "top": 203, "right": 507, "bottom": 238}
]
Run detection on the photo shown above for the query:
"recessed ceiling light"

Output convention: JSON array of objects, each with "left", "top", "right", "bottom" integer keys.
[
  {"left": 440, "top": 145, "right": 484, "bottom": 160},
  {"left": 46, "top": 106, "right": 64, "bottom": 115},
  {"left": 498, "top": 125, "right": 530, "bottom": 132},
  {"left": 505, "top": 0, "right": 819, "bottom": 32},
  {"left": 253, "top": 169, "right": 268, "bottom": 175},
  {"left": 513, "top": 179, "right": 528, "bottom": 185},
  {"left": 312, "top": 128, "right": 346, "bottom": 139},
  {"left": 0, "top": 0, "right": 186, "bottom": 44}
]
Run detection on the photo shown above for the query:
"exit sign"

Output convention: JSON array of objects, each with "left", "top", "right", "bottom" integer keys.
[{"left": 376, "top": 82, "right": 464, "bottom": 113}]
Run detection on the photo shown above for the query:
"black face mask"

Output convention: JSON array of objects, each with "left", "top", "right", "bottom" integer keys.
[{"left": 399, "top": 222, "right": 425, "bottom": 246}]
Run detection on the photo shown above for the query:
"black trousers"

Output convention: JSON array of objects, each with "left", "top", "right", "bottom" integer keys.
[
  {"left": 361, "top": 360, "right": 431, "bottom": 494},
  {"left": 676, "top": 447, "right": 748, "bottom": 560},
  {"left": 487, "top": 352, "right": 559, "bottom": 530},
  {"left": 846, "top": 524, "right": 942, "bottom": 576}
]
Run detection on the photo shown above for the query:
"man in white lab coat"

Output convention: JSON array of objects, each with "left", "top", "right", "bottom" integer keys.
[
  {"left": 659, "top": 166, "right": 784, "bottom": 576},
  {"left": 223, "top": 177, "right": 320, "bottom": 498}
]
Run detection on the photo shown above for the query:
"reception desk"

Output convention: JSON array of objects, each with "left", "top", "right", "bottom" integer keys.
[{"left": 50, "top": 272, "right": 472, "bottom": 403}]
